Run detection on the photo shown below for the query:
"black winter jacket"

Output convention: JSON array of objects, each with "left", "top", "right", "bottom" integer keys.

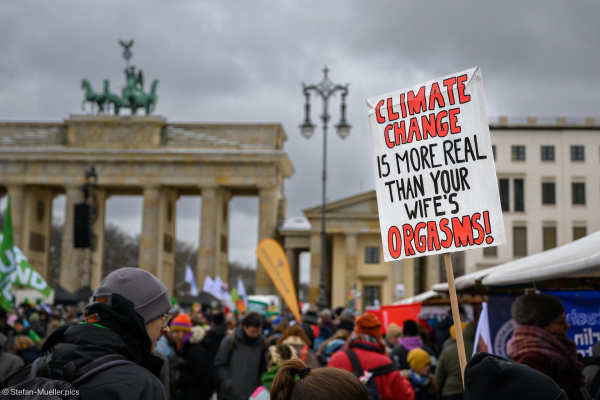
[
  {"left": 4, "top": 323, "right": 167, "bottom": 400},
  {"left": 173, "top": 328, "right": 213, "bottom": 400}
]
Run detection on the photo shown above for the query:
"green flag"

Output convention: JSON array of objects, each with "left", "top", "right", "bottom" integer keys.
[{"left": 0, "top": 197, "right": 52, "bottom": 310}]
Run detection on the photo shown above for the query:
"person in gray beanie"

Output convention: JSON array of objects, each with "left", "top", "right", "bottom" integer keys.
[
  {"left": 506, "top": 293, "right": 584, "bottom": 400},
  {"left": 4, "top": 267, "right": 172, "bottom": 400}
]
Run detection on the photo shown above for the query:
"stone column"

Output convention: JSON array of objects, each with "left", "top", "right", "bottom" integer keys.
[
  {"left": 256, "top": 186, "right": 278, "bottom": 295},
  {"left": 156, "top": 188, "right": 177, "bottom": 293},
  {"left": 59, "top": 186, "right": 84, "bottom": 293},
  {"left": 197, "top": 187, "right": 230, "bottom": 288},
  {"left": 7, "top": 185, "right": 25, "bottom": 249},
  {"left": 308, "top": 232, "right": 321, "bottom": 305},
  {"left": 90, "top": 189, "right": 107, "bottom": 290},
  {"left": 139, "top": 187, "right": 161, "bottom": 277},
  {"left": 21, "top": 187, "right": 53, "bottom": 281},
  {"left": 344, "top": 233, "right": 358, "bottom": 297}
]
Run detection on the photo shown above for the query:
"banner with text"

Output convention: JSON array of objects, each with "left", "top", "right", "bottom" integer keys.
[{"left": 367, "top": 67, "right": 505, "bottom": 260}]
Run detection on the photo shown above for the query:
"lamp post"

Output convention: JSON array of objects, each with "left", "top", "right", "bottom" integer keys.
[{"left": 299, "top": 66, "right": 351, "bottom": 311}]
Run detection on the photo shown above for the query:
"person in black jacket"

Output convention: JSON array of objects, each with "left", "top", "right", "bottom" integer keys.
[
  {"left": 214, "top": 312, "right": 267, "bottom": 400},
  {"left": 3, "top": 267, "right": 172, "bottom": 400},
  {"left": 170, "top": 314, "right": 212, "bottom": 400}
]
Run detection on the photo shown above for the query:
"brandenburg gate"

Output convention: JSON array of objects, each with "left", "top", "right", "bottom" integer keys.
[{"left": 0, "top": 115, "right": 293, "bottom": 295}]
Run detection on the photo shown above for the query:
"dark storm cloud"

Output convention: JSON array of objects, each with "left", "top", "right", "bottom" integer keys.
[{"left": 1, "top": 0, "right": 598, "bottom": 267}]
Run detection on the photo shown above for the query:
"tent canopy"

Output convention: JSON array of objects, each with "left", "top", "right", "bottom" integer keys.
[
  {"left": 433, "top": 230, "right": 600, "bottom": 292},
  {"left": 394, "top": 290, "right": 439, "bottom": 305}
]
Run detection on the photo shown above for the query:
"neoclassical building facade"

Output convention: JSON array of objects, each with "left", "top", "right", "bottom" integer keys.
[{"left": 0, "top": 115, "right": 293, "bottom": 295}]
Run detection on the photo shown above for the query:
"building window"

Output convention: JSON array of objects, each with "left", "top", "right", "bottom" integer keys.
[
  {"left": 499, "top": 179, "right": 509, "bottom": 211},
  {"left": 513, "top": 226, "right": 527, "bottom": 257},
  {"left": 571, "top": 146, "right": 585, "bottom": 161},
  {"left": 541, "top": 146, "right": 555, "bottom": 161},
  {"left": 543, "top": 226, "right": 557, "bottom": 250},
  {"left": 542, "top": 182, "right": 556, "bottom": 205},
  {"left": 572, "top": 182, "right": 586, "bottom": 205},
  {"left": 573, "top": 226, "right": 587, "bottom": 241},
  {"left": 365, "top": 247, "right": 380, "bottom": 264},
  {"left": 512, "top": 146, "right": 525, "bottom": 161},
  {"left": 492, "top": 145, "right": 497, "bottom": 161},
  {"left": 364, "top": 285, "right": 381, "bottom": 308},
  {"left": 514, "top": 179, "right": 524, "bottom": 211},
  {"left": 483, "top": 246, "right": 497, "bottom": 257}
]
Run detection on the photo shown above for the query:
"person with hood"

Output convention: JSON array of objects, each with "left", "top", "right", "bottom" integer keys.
[
  {"left": 214, "top": 312, "right": 268, "bottom": 400},
  {"left": 170, "top": 313, "right": 212, "bottom": 400},
  {"left": 583, "top": 341, "right": 600, "bottom": 398},
  {"left": 249, "top": 343, "right": 297, "bottom": 400},
  {"left": 401, "top": 348, "right": 436, "bottom": 400},
  {"left": 391, "top": 320, "right": 435, "bottom": 370},
  {"left": 434, "top": 321, "right": 476, "bottom": 400},
  {"left": 200, "top": 312, "right": 228, "bottom": 396},
  {"left": 278, "top": 325, "right": 320, "bottom": 370},
  {"left": 3, "top": 267, "right": 172, "bottom": 400},
  {"left": 506, "top": 293, "right": 584, "bottom": 400},
  {"left": 328, "top": 313, "right": 415, "bottom": 400},
  {"left": 464, "top": 352, "right": 568, "bottom": 400},
  {"left": 0, "top": 333, "right": 23, "bottom": 385}
]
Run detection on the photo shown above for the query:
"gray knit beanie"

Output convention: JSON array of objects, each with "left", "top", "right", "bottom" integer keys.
[
  {"left": 511, "top": 294, "right": 564, "bottom": 328},
  {"left": 94, "top": 267, "right": 171, "bottom": 324}
]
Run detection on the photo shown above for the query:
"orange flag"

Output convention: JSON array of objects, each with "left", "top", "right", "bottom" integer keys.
[{"left": 256, "top": 239, "right": 302, "bottom": 323}]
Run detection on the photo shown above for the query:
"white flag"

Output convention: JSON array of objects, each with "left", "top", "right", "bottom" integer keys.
[
  {"left": 202, "top": 275, "right": 215, "bottom": 295},
  {"left": 237, "top": 277, "right": 248, "bottom": 306},
  {"left": 473, "top": 302, "right": 492, "bottom": 356},
  {"left": 185, "top": 265, "right": 199, "bottom": 297}
]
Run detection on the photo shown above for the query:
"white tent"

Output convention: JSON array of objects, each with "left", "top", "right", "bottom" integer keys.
[{"left": 433, "top": 230, "right": 600, "bottom": 291}]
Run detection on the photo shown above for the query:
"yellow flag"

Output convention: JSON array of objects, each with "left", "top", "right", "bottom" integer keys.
[{"left": 256, "top": 239, "right": 302, "bottom": 323}]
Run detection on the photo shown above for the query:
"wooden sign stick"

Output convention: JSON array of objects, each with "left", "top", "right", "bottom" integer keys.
[{"left": 443, "top": 253, "right": 468, "bottom": 387}]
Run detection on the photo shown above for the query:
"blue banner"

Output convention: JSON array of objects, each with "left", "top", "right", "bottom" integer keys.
[
  {"left": 543, "top": 290, "right": 600, "bottom": 357},
  {"left": 487, "top": 294, "right": 518, "bottom": 357}
]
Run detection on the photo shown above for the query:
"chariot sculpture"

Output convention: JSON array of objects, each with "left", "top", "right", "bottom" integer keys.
[{"left": 81, "top": 40, "right": 158, "bottom": 115}]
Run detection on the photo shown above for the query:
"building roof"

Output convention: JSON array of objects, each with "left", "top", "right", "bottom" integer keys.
[{"left": 432, "top": 229, "right": 600, "bottom": 291}]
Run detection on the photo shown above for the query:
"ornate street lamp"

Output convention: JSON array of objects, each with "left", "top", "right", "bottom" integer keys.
[{"left": 299, "top": 66, "right": 351, "bottom": 311}]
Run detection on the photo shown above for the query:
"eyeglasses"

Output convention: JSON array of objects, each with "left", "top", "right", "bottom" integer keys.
[{"left": 162, "top": 314, "right": 172, "bottom": 329}]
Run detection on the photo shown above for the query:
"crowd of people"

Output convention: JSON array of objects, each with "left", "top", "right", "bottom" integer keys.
[{"left": 0, "top": 268, "right": 596, "bottom": 399}]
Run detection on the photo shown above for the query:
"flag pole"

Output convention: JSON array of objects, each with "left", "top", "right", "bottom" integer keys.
[{"left": 444, "top": 253, "right": 468, "bottom": 387}]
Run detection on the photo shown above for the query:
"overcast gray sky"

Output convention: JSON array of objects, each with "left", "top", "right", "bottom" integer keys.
[{"left": 1, "top": 1, "right": 598, "bottom": 277}]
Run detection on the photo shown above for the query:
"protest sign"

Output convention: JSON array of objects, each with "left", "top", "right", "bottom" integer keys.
[
  {"left": 367, "top": 67, "right": 505, "bottom": 385},
  {"left": 256, "top": 238, "right": 302, "bottom": 322},
  {"left": 366, "top": 67, "right": 505, "bottom": 261}
]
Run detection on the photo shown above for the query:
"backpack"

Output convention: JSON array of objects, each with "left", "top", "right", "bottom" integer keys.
[
  {"left": 4, "top": 353, "right": 135, "bottom": 399},
  {"left": 344, "top": 349, "right": 398, "bottom": 400}
]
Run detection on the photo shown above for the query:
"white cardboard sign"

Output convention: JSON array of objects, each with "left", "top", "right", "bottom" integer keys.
[{"left": 367, "top": 67, "right": 505, "bottom": 261}]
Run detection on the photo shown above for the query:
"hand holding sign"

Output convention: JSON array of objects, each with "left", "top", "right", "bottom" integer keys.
[{"left": 367, "top": 67, "right": 505, "bottom": 385}]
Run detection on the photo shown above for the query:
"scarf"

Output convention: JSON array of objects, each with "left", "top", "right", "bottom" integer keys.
[
  {"left": 507, "top": 326, "right": 584, "bottom": 386},
  {"left": 261, "top": 365, "right": 281, "bottom": 390},
  {"left": 409, "top": 369, "right": 431, "bottom": 387},
  {"left": 399, "top": 336, "right": 423, "bottom": 351},
  {"left": 177, "top": 332, "right": 193, "bottom": 351}
]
